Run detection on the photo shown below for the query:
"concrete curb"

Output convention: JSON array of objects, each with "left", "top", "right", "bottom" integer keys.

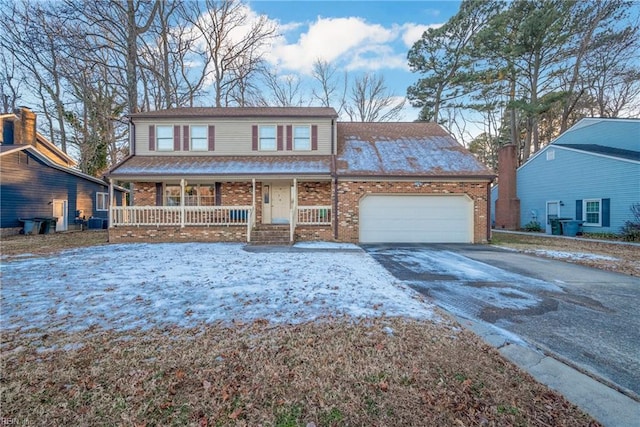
[{"left": 455, "top": 315, "right": 640, "bottom": 427}]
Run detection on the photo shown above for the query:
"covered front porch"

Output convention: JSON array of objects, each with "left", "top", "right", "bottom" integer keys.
[{"left": 108, "top": 178, "right": 334, "bottom": 243}]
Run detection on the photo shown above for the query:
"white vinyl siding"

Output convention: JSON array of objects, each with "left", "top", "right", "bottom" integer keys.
[
  {"left": 359, "top": 195, "right": 473, "bottom": 243},
  {"left": 191, "top": 125, "right": 208, "bottom": 151},
  {"left": 156, "top": 125, "right": 174, "bottom": 151},
  {"left": 135, "top": 118, "right": 333, "bottom": 155},
  {"left": 293, "top": 125, "right": 311, "bottom": 150}
]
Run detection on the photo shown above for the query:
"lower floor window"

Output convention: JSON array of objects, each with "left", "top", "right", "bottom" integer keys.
[
  {"left": 584, "top": 199, "right": 601, "bottom": 226},
  {"left": 164, "top": 184, "right": 215, "bottom": 206},
  {"left": 96, "top": 192, "right": 109, "bottom": 211}
]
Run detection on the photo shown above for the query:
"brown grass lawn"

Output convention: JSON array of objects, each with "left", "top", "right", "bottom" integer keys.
[{"left": 1, "top": 232, "right": 601, "bottom": 426}]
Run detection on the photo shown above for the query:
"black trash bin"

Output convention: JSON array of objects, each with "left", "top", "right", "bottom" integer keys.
[
  {"left": 35, "top": 217, "right": 57, "bottom": 234},
  {"left": 550, "top": 218, "right": 562, "bottom": 235}
]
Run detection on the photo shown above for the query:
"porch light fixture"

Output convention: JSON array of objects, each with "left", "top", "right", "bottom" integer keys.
[{"left": 414, "top": 181, "right": 423, "bottom": 187}]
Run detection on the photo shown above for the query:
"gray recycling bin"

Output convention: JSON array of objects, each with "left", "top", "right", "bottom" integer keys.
[{"left": 560, "top": 220, "right": 583, "bottom": 237}]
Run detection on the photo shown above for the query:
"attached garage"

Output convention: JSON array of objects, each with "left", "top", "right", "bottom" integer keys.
[{"left": 359, "top": 194, "right": 474, "bottom": 243}]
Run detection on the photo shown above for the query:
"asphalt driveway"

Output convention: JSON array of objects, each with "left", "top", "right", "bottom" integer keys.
[{"left": 363, "top": 244, "right": 640, "bottom": 399}]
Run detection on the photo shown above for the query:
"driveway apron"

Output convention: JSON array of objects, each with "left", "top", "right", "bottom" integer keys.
[{"left": 364, "top": 244, "right": 640, "bottom": 399}]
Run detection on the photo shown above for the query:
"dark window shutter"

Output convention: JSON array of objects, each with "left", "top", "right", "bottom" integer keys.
[
  {"left": 155, "top": 183, "right": 163, "bottom": 206},
  {"left": 208, "top": 125, "right": 215, "bottom": 151},
  {"left": 311, "top": 125, "right": 318, "bottom": 150},
  {"left": 149, "top": 125, "right": 155, "bottom": 151},
  {"left": 173, "top": 125, "right": 180, "bottom": 151},
  {"left": 252, "top": 125, "right": 258, "bottom": 151},
  {"left": 277, "top": 125, "right": 284, "bottom": 151},
  {"left": 286, "top": 125, "right": 292, "bottom": 150},
  {"left": 602, "top": 198, "right": 610, "bottom": 227},
  {"left": 576, "top": 200, "right": 583, "bottom": 221},
  {"left": 183, "top": 126, "right": 189, "bottom": 151},
  {"left": 215, "top": 182, "right": 222, "bottom": 206}
]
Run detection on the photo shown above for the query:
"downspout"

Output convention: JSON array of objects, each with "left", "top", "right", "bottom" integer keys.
[
  {"left": 129, "top": 117, "right": 136, "bottom": 156},
  {"left": 486, "top": 181, "right": 493, "bottom": 243},
  {"left": 331, "top": 119, "right": 338, "bottom": 240}
]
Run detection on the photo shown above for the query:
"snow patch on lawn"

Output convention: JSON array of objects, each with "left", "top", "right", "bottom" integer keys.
[
  {"left": 528, "top": 249, "right": 619, "bottom": 262},
  {"left": 1, "top": 243, "right": 437, "bottom": 335}
]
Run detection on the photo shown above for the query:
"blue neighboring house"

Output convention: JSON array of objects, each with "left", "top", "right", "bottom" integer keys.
[
  {"left": 492, "top": 118, "right": 640, "bottom": 235},
  {"left": 1, "top": 108, "right": 128, "bottom": 236}
]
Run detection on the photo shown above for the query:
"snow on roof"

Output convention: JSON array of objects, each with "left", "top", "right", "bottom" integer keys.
[
  {"left": 337, "top": 122, "right": 494, "bottom": 178},
  {"left": 109, "top": 155, "right": 333, "bottom": 177}
]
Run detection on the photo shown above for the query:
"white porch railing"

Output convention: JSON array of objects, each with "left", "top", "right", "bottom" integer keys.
[
  {"left": 297, "top": 206, "right": 332, "bottom": 225},
  {"left": 111, "top": 206, "right": 253, "bottom": 227}
]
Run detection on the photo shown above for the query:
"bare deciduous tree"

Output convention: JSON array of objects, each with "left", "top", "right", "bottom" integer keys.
[
  {"left": 345, "top": 73, "right": 405, "bottom": 122},
  {"left": 311, "top": 59, "right": 347, "bottom": 114},
  {"left": 184, "top": 0, "right": 277, "bottom": 107}
]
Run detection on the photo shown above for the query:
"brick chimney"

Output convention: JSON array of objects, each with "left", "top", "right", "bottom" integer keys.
[
  {"left": 495, "top": 144, "right": 520, "bottom": 230},
  {"left": 14, "top": 106, "right": 37, "bottom": 145}
]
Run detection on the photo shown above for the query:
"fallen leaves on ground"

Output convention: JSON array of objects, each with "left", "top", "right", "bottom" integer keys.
[{"left": 1, "top": 317, "right": 599, "bottom": 426}]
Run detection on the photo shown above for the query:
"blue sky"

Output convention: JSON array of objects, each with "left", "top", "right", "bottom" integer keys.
[{"left": 245, "top": 1, "right": 464, "bottom": 119}]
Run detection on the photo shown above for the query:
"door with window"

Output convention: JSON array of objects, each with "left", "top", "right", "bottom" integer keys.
[
  {"left": 545, "top": 201, "right": 560, "bottom": 234},
  {"left": 53, "top": 199, "right": 68, "bottom": 231}
]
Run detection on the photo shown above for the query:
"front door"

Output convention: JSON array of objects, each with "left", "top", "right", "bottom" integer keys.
[
  {"left": 269, "top": 182, "right": 291, "bottom": 224},
  {"left": 545, "top": 200, "right": 560, "bottom": 234},
  {"left": 53, "top": 199, "right": 68, "bottom": 231}
]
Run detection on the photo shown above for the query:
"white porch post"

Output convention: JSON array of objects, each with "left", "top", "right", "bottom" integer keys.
[
  {"left": 180, "top": 179, "right": 186, "bottom": 228},
  {"left": 108, "top": 178, "right": 114, "bottom": 228},
  {"left": 291, "top": 178, "right": 298, "bottom": 242}
]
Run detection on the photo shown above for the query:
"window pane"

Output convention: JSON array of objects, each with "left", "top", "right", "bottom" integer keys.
[
  {"left": 192, "top": 126, "right": 207, "bottom": 138},
  {"left": 157, "top": 126, "right": 174, "bottom": 151},
  {"left": 157, "top": 126, "right": 173, "bottom": 138},
  {"left": 294, "top": 126, "right": 309, "bottom": 138},
  {"left": 260, "top": 126, "right": 276, "bottom": 138},
  {"left": 164, "top": 185, "right": 181, "bottom": 206},
  {"left": 260, "top": 126, "right": 276, "bottom": 150},
  {"left": 294, "top": 126, "right": 310, "bottom": 150}
]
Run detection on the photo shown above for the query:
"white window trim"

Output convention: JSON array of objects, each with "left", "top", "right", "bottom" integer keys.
[
  {"left": 546, "top": 149, "right": 555, "bottom": 161},
  {"left": 156, "top": 125, "right": 174, "bottom": 151},
  {"left": 96, "top": 192, "right": 109, "bottom": 211},
  {"left": 190, "top": 125, "right": 208, "bottom": 151},
  {"left": 293, "top": 125, "right": 311, "bottom": 151},
  {"left": 583, "top": 198, "right": 602, "bottom": 227},
  {"left": 259, "top": 125, "right": 277, "bottom": 151}
]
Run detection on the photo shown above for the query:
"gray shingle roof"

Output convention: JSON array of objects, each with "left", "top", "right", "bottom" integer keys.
[
  {"left": 109, "top": 155, "right": 332, "bottom": 177},
  {"left": 129, "top": 107, "right": 338, "bottom": 119},
  {"left": 336, "top": 122, "right": 494, "bottom": 178}
]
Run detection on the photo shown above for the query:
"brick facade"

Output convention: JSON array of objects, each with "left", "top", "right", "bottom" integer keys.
[
  {"left": 108, "top": 225, "right": 247, "bottom": 243},
  {"left": 336, "top": 180, "right": 490, "bottom": 244},
  {"left": 117, "top": 179, "right": 489, "bottom": 244}
]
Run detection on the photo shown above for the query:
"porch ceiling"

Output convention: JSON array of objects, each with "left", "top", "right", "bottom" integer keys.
[{"left": 108, "top": 155, "right": 332, "bottom": 179}]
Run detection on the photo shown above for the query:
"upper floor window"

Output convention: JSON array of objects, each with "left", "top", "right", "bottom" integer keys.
[
  {"left": 293, "top": 125, "right": 311, "bottom": 150},
  {"left": 546, "top": 149, "right": 555, "bottom": 161},
  {"left": 583, "top": 199, "right": 601, "bottom": 226},
  {"left": 156, "top": 125, "right": 174, "bottom": 151},
  {"left": 96, "top": 192, "right": 109, "bottom": 211},
  {"left": 191, "top": 125, "right": 208, "bottom": 151},
  {"left": 259, "top": 125, "right": 276, "bottom": 151}
]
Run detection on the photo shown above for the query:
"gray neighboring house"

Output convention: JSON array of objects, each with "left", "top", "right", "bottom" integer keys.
[{"left": 491, "top": 118, "right": 640, "bottom": 235}]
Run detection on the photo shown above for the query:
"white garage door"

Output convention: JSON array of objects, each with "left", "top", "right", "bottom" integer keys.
[{"left": 359, "top": 195, "right": 473, "bottom": 243}]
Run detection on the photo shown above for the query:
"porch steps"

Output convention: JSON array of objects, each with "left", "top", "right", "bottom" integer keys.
[{"left": 249, "top": 224, "right": 291, "bottom": 245}]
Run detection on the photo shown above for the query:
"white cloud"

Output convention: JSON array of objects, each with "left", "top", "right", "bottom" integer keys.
[
  {"left": 401, "top": 23, "right": 443, "bottom": 48},
  {"left": 267, "top": 16, "right": 399, "bottom": 74}
]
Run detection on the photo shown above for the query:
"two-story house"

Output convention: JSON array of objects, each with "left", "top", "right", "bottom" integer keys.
[{"left": 107, "top": 107, "right": 494, "bottom": 244}]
